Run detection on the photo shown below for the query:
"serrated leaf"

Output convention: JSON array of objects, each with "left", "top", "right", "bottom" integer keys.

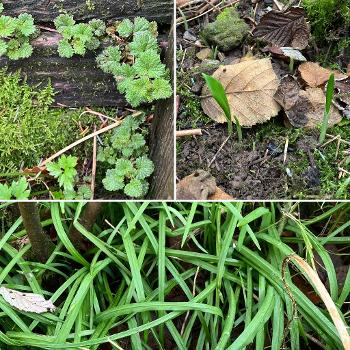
[
  {"left": 133, "top": 17, "right": 151, "bottom": 34},
  {"left": 46, "top": 162, "right": 63, "bottom": 178},
  {"left": 130, "top": 32, "right": 158, "bottom": 56},
  {"left": 151, "top": 78, "right": 173, "bottom": 101},
  {"left": 0, "top": 287, "right": 56, "bottom": 313},
  {"left": 102, "top": 169, "right": 125, "bottom": 191},
  {"left": 115, "top": 159, "right": 135, "bottom": 177},
  {"left": 117, "top": 18, "right": 134, "bottom": 37},
  {"left": 58, "top": 40, "right": 74, "bottom": 58},
  {"left": 124, "top": 178, "right": 144, "bottom": 198},
  {"left": 135, "top": 156, "right": 154, "bottom": 180},
  {"left": 0, "top": 15, "right": 16, "bottom": 38},
  {"left": 253, "top": 7, "right": 309, "bottom": 50},
  {"left": 96, "top": 46, "right": 122, "bottom": 75},
  {"left": 54, "top": 14, "right": 75, "bottom": 31},
  {"left": 17, "top": 13, "right": 36, "bottom": 37},
  {"left": 0, "top": 39, "right": 7, "bottom": 56},
  {"left": 134, "top": 51, "right": 166, "bottom": 78},
  {"left": 0, "top": 183, "right": 12, "bottom": 200},
  {"left": 58, "top": 155, "right": 78, "bottom": 169},
  {"left": 11, "top": 177, "right": 30, "bottom": 200}
]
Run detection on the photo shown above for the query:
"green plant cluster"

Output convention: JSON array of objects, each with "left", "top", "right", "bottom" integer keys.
[
  {"left": 47, "top": 155, "right": 92, "bottom": 200},
  {"left": 54, "top": 14, "right": 106, "bottom": 58},
  {"left": 96, "top": 17, "right": 172, "bottom": 107},
  {"left": 0, "top": 4, "right": 37, "bottom": 59},
  {"left": 0, "top": 177, "right": 30, "bottom": 199},
  {"left": 97, "top": 116, "right": 154, "bottom": 198},
  {"left": 0, "top": 69, "right": 93, "bottom": 174}
]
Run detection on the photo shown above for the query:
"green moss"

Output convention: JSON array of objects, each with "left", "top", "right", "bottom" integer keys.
[
  {"left": 0, "top": 69, "right": 94, "bottom": 174},
  {"left": 200, "top": 7, "right": 249, "bottom": 52}
]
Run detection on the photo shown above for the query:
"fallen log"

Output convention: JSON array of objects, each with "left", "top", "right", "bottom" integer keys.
[{"left": 2, "top": 0, "right": 173, "bottom": 23}]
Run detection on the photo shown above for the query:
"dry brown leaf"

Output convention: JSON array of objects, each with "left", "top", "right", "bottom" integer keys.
[
  {"left": 274, "top": 75, "right": 300, "bottom": 110},
  {"left": 298, "top": 62, "right": 348, "bottom": 88},
  {"left": 286, "top": 88, "right": 342, "bottom": 128},
  {"left": 253, "top": 7, "right": 309, "bottom": 50},
  {"left": 201, "top": 58, "right": 281, "bottom": 127},
  {"left": 335, "top": 77, "right": 350, "bottom": 105}
]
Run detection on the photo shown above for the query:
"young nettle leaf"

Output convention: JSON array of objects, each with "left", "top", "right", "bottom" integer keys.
[
  {"left": 0, "top": 39, "right": 7, "bottom": 55},
  {"left": 47, "top": 155, "right": 78, "bottom": 192},
  {"left": 0, "top": 177, "right": 31, "bottom": 200},
  {"left": 0, "top": 16, "right": 16, "bottom": 38},
  {"left": 135, "top": 156, "right": 154, "bottom": 180},
  {"left": 134, "top": 51, "right": 166, "bottom": 78},
  {"left": 17, "top": 13, "right": 36, "bottom": 36},
  {"left": 129, "top": 32, "right": 158, "bottom": 56},
  {"left": 96, "top": 46, "right": 122, "bottom": 75},
  {"left": 0, "top": 183, "right": 12, "bottom": 200},
  {"left": 58, "top": 39, "right": 74, "bottom": 58},
  {"left": 54, "top": 14, "right": 76, "bottom": 30},
  {"left": 117, "top": 18, "right": 134, "bottom": 38},
  {"left": 114, "top": 158, "right": 135, "bottom": 177},
  {"left": 102, "top": 169, "right": 125, "bottom": 191}
]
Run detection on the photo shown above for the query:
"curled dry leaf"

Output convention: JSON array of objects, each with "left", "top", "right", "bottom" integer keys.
[
  {"left": 0, "top": 287, "right": 56, "bottom": 313},
  {"left": 298, "top": 62, "right": 348, "bottom": 88},
  {"left": 253, "top": 7, "right": 309, "bottom": 50},
  {"left": 201, "top": 58, "right": 281, "bottom": 127},
  {"left": 286, "top": 88, "right": 342, "bottom": 128},
  {"left": 274, "top": 75, "right": 300, "bottom": 110}
]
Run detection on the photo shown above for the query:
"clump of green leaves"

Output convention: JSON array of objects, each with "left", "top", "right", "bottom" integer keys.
[
  {"left": 46, "top": 155, "right": 91, "bottom": 199},
  {"left": 0, "top": 69, "right": 93, "bottom": 174},
  {"left": 96, "top": 17, "right": 172, "bottom": 107},
  {"left": 0, "top": 5, "right": 37, "bottom": 60},
  {"left": 54, "top": 14, "right": 106, "bottom": 58},
  {"left": 0, "top": 177, "right": 30, "bottom": 200},
  {"left": 97, "top": 115, "right": 154, "bottom": 198}
]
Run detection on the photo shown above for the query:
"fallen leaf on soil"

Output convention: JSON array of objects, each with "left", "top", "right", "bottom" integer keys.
[
  {"left": 0, "top": 287, "right": 56, "bottom": 313},
  {"left": 201, "top": 58, "right": 281, "bottom": 127},
  {"left": 253, "top": 7, "right": 309, "bottom": 50},
  {"left": 274, "top": 75, "right": 300, "bottom": 110},
  {"left": 298, "top": 62, "right": 347, "bottom": 88},
  {"left": 286, "top": 88, "right": 342, "bottom": 128},
  {"left": 335, "top": 77, "right": 350, "bottom": 105}
]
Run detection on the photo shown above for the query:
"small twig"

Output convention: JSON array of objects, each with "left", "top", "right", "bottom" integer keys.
[
  {"left": 176, "top": 129, "right": 202, "bottom": 137},
  {"left": 40, "top": 121, "right": 122, "bottom": 166},
  {"left": 91, "top": 126, "right": 97, "bottom": 200},
  {"left": 283, "top": 136, "right": 289, "bottom": 164},
  {"left": 208, "top": 135, "right": 230, "bottom": 168}
]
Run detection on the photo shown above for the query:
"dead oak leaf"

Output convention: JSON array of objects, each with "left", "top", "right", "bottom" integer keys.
[
  {"left": 253, "top": 7, "right": 309, "bottom": 50},
  {"left": 286, "top": 88, "right": 342, "bottom": 128},
  {"left": 274, "top": 75, "right": 300, "bottom": 110},
  {"left": 299, "top": 62, "right": 347, "bottom": 88},
  {"left": 201, "top": 58, "right": 281, "bottom": 127},
  {"left": 0, "top": 287, "right": 56, "bottom": 313}
]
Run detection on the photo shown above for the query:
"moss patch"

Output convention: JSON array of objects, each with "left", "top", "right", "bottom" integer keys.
[{"left": 200, "top": 7, "right": 249, "bottom": 52}]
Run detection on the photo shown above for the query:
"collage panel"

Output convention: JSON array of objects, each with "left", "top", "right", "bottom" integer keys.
[
  {"left": 176, "top": 0, "right": 350, "bottom": 200},
  {"left": 0, "top": 201, "right": 350, "bottom": 349},
  {"left": 0, "top": 0, "right": 174, "bottom": 200}
]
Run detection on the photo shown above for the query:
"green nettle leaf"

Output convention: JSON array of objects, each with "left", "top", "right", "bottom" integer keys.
[
  {"left": 123, "top": 77, "right": 153, "bottom": 107},
  {"left": 10, "top": 177, "right": 30, "bottom": 199},
  {"left": 54, "top": 14, "right": 76, "bottom": 31},
  {"left": 46, "top": 162, "right": 63, "bottom": 178},
  {"left": 73, "top": 23, "right": 92, "bottom": 42},
  {"left": 89, "top": 19, "right": 106, "bottom": 37},
  {"left": 0, "top": 16, "right": 16, "bottom": 37},
  {"left": 133, "top": 17, "right": 151, "bottom": 34},
  {"left": 0, "top": 183, "right": 12, "bottom": 200},
  {"left": 129, "top": 32, "right": 158, "bottom": 56},
  {"left": 17, "top": 13, "right": 36, "bottom": 36},
  {"left": 124, "top": 178, "right": 144, "bottom": 198},
  {"left": 76, "top": 185, "right": 92, "bottom": 199},
  {"left": 134, "top": 51, "right": 166, "bottom": 78},
  {"left": 16, "top": 42, "right": 33, "bottom": 59},
  {"left": 151, "top": 78, "right": 173, "bottom": 100},
  {"left": 0, "top": 39, "right": 7, "bottom": 56},
  {"left": 96, "top": 46, "right": 122, "bottom": 75},
  {"left": 102, "top": 169, "right": 125, "bottom": 191},
  {"left": 0, "top": 4, "right": 4, "bottom": 14},
  {"left": 117, "top": 18, "right": 134, "bottom": 37},
  {"left": 115, "top": 158, "right": 135, "bottom": 177},
  {"left": 73, "top": 39, "right": 86, "bottom": 56},
  {"left": 58, "top": 40, "right": 74, "bottom": 58},
  {"left": 135, "top": 156, "right": 154, "bottom": 180}
]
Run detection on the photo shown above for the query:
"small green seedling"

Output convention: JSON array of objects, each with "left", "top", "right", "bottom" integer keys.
[
  {"left": 202, "top": 73, "right": 242, "bottom": 141},
  {"left": 319, "top": 73, "right": 335, "bottom": 144},
  {"left": 0, "top": 5, "right": 36, "bottom": 60},
  {"left": 46, "top": 155, "right": 78, "bottom": 192},
  {"left": 0, "top": 177, "right": 30, "bottom": 200}
]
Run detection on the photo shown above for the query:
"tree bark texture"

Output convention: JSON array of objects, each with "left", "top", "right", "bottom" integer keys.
[
  {"left": 69, "top": 202, "right": 103, "bottom": 251},
  {"left": 2, "top": 0, "right": 173, "bottom": 23},
  {"left": 18, "top": 202, "right": 55, "bottom": 263},
  {"left": 148, "top": 25, "right": 174, "bottom": 199}
]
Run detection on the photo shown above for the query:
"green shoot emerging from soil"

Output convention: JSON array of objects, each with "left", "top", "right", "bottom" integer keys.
[
  {"left": 319, "top": 73, "right": 335, "bottom": 144},
  {"left": 54, "top": 14, "right": 105, "bottom": 58},
  {"left": 203, "top": 73, "right": 242, "bottom": 141},
  {"left": 0, "top": 5, "right": 36, "bottom": 59},
  {"left": 96, "top": 17, "right": 172, "bottom": 107},
  {"left": 98, "top": 115, "right": 154, "bottom": 198}
]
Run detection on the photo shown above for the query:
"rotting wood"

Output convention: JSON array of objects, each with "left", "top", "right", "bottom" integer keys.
[{"left": 2, "top": 0, "right": 173, "bottom": 23}]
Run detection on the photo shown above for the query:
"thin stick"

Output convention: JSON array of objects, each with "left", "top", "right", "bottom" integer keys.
[
  {"left": 208, "top": 135, "right": 230, "bottom": 168},
  {"left": 40, "top": 121, "right": 122, "bottom": 166},
  {"left": 176, "top": 129, "right": 202, "bottom": 137},
  {"left": 91, "top": 126, "right": 97, "bottom": 200},
  {"left": 283, "top": 136, "right": 289, "bottom": 164}
]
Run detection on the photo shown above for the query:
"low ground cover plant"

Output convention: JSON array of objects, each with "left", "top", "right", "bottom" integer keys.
[{"left": 0, "top": 201, "right": 349, "bottom": 349}]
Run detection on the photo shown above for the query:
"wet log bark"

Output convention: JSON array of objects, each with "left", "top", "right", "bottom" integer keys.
[
  {"left": 2, "top": 0, "right": 173, "bottom": 23},
  {"left": 148, "top": 26, "right": 174, "bottom": 200},
  {"left": 0, "top": 32, "right": 120, "bottom": 107}
]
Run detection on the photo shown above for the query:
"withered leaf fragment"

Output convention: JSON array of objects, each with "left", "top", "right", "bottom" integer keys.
[
  {"left": 253, "top": 7, "right": 309, "bottom": 50},
  {"left": 274, "top": 75, "right": 300, "bottom": 110},
  {"left": 0, "top": 287, "right": 56, "bottom": 313},
  {"left": 201, "top": 58, "right": 280, "bottom": 127}
]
